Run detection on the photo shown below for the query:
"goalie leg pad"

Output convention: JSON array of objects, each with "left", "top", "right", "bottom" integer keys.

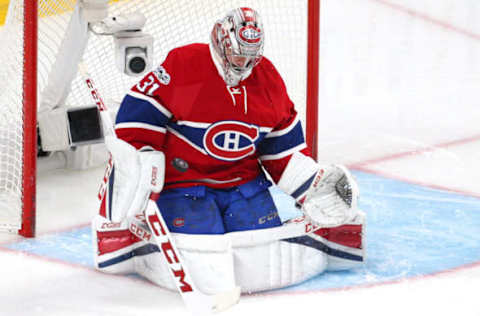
[
  {"left": 94, "top": 212, "right": 365, "bottom": 293},
  {"left": 233, "top": 238, "right": 328, "bottom": 293},
  {"left": 92, "top": 215, "right": 148, "bottom": 274},
  {"left": 132, "top": 231, "right": 324, "bottom": 294},
  {"left": 287, "top": 211, "right": 366, "bottom": 271},
  {"left": 134, "top": 233, "right": 237, "bottom": 296},
  {"left": 323, "top": 211, "right": 366, "bottom": 271},
  {"left": 134, "top": 215, "right": 365, "bottom": 294},
  {"left": 134, "top": 231, "right": 328, "bottom": 294}
]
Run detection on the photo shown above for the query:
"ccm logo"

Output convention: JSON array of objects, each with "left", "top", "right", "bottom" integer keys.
[
  {"left": 305, "top": 222, "right": 319, "bottom": 233},
  {"left": 312, "top": 169, "right": 325, "bottom": 188},
  {"left": 151, "top": 166, "right": 158, "bottom": 186},
  {"left": 258, "top": 212, "right": 278, "bottom": 224},
  {"left": 101, "top": 222, "right": 121, "bottom": 229},
  {"left": 290, "top": 216, "right": 319, "bottom": 233},
  {"left": 129, "top": 223, "right": 152, "bottom": 242},
  {"left": 98, "top": 157, "right": 113, "bottom": 200},
  {"left": 148, "top": 213, "right": 193, "bottom": 293},
  {"left": 86, "top": 78, "right": 107, "bottom": 111}
]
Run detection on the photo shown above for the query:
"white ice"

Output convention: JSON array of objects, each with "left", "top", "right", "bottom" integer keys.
[{"left": 2, "top": 0, "right": 480, "bottom": 315}]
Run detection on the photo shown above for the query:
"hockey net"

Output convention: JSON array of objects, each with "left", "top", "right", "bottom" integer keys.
[{"left": 0, "top": 0, "right": 319, "bottom": 237}]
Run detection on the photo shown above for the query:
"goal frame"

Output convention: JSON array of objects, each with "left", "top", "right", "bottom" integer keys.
[
  {"left": 20, "top": 0, "right": 38, "bottom": 237},
  {"left": 16, "top": 0, "right": 319, "bottom": 237},
  {"left": 307, "top": 0, "right": 320, "bottom": 162}
]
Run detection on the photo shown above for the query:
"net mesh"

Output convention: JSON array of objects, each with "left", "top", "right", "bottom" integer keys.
[
  {"left": 0, "top": 0, "right": 310, "bottom": 232},
  {"left": 0, "top": 1, "right": 24, "bottom": 231}
]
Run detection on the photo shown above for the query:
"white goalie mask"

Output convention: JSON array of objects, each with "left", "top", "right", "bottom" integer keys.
[{"left": 211, "top": 7, "right": 264, "bottom": 86}]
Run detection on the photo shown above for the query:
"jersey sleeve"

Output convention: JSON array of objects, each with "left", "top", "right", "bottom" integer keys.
[
  {"left": 259, "top": 111, "right": 311, "bottom": 183},
  {"left": 114, "top": 48, "right": 181, "bottom": 150},
  {"left": 259, "top": 106, "right": 319, "bottom": 201},
  {"left": 256, "top": 60, "right": 311, "bottom": 184}
]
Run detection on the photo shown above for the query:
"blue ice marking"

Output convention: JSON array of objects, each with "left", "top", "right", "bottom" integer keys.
[{"left": 4, "top": 171, "right": 480, "bottom": 292}]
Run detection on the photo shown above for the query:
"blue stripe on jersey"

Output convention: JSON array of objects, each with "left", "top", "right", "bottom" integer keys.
[
  {"left": 168, "top": 121, "right": 270, "bottom": 153},
  {"left": 283, "top": 236, "right": 363, "bottom": 262},
  {"left": 116, "top": 94, "right": 170, "bottom": 127},
  {"left": 168, "top": 122, "right": 206, "bottom": 149},
  {"left": 291, "top": 174, "right": 315, "bottom": 199},
  {"left": 257, "top": 121, "right": 305, "bottom": 156}
]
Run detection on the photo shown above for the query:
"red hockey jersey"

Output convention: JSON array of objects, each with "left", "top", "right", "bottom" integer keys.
[{"left": 115, "top": 43, "right": 308, "bottom": 190}]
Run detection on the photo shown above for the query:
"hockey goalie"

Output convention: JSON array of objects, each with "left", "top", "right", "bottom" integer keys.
[{"left": 93, "top": 7, "right": 365, "bottom": 300}]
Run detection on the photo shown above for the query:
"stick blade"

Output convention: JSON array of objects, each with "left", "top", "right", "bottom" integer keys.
[{"left": 212, "top": 286, "right": 241, "bottom": 313}]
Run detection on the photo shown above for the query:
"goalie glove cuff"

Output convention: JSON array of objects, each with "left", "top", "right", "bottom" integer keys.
[
  {"left": 276, "top": 151, "right": 319, "bottom": 201},
  {"left": 276, "top": 151, "right": 359, "bottom": 227}
]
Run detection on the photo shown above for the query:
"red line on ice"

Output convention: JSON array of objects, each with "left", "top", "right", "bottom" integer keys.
[
  {"left": 349, "top": 134, "right": 480, "bottom": 168},
  {"left": 369, "top": 0, "right": 480, "bottom": 42}
]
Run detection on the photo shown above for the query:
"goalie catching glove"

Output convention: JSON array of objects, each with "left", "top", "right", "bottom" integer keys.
[
  {"left": 277, "top": 152, "right": 359, "bottom": 227},
  {"left": 299, "top": 164, "right": 359, "bottom": 227},
  {"left": 105, "top": 136, "right": 165, "bottom": 222}
]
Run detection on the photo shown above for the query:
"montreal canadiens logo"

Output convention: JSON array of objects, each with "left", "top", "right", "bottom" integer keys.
[
  {"left": 239, "top": 26, "right": 262, "bottom": 44},
  {"left": 203, "top": 121, "right": 259, "bottom": 161}
]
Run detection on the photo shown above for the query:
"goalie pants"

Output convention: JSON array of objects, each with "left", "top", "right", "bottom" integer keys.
[{"left": 156, "top": 174, "right": 282, "bottom": 234}]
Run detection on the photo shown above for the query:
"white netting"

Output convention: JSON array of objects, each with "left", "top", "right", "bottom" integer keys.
[
  {"left": 0, "top": 1, "right": 25, "bottom": 231},
  {"left": 72, "top": 0, "right": 309, "bottom": 123},
  {"left": 0, "top": 0, "right": 311, "bottom": 233}
]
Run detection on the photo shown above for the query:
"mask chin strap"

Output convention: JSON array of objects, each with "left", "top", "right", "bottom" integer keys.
[
  {"left": 226, "top": 61, "right": 253, "bottom": 86},
  {"left": 225, "top": 67, "right": 242, "bottom": 86}
]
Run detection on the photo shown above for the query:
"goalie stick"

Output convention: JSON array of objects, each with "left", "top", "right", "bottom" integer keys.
[{"left": 79, "top": 62, "right": 240, "bottom": 315}]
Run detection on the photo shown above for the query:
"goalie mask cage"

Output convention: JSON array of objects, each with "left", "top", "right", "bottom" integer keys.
[{"left": 0, "top": 0, "right": 319, "bottom": 237}]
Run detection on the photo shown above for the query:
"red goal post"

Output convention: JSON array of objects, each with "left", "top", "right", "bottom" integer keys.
[
  {"left": 21, "top": 0, "right": 38, "bottom": 237},
  {"left": 1, "top": 0, "right": 319, "bottom": 237}
]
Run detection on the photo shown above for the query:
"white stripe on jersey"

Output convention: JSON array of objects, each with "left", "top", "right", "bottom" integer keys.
[
  {"left": 128, "top": 91, "right": 173, "bottom": 118},
  {"left": 175, "top": 120, "right": 211, "bottom": 128},
  {"left": 115, "top": 122, "right": 167, "bottom": 134},
  {"left": 175, "top": 120, "right": 273, "bottom": 133},
  {"left": 264, "top": 114, "right": 300, "bottom": 138},
  {"left": 259, "top": 142, "right": 307, "bottom": 161}
]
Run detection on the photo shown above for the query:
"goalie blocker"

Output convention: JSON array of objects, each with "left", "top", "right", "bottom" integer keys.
[{"left": 92, "top": 211, "right": 365, "bottom": 294}]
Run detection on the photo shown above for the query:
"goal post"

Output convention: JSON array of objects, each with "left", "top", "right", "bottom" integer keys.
[
  {"left": 0, "top": 0, "right": 320, "bottom": 237},
  {"left": 307, "top": 0, "right": 320, "bottom": 161},
  {"left": 20, "top": 0, "right": 38, "bottom": 237}
]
